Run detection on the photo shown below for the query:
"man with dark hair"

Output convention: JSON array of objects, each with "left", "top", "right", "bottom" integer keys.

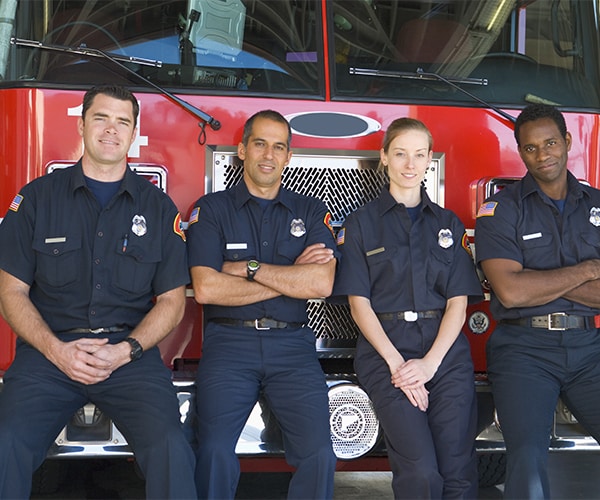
[
  {"left": 187, "top": 109, "right": 338, "bottom": 499},
  {"left": 0, "top": 85, "right": 196, "bottom": 498},
  {"left": 475, "top": 103, "right": 600, "bottom": 498}
]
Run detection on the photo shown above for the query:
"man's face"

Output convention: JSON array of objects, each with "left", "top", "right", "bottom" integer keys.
[
  {"left": 238, "top": 116, "right": 291, "bottom": 198},
  {"left": 517, "top": 117, "right": 571, "bottom": 187},
  {"left": 78, "top": 93, "right": 137, "bottom": 169}
]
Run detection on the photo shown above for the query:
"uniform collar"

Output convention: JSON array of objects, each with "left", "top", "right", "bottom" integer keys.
[
  {"left": 377, "top": 184, "right": 435, "bottom": 215},
  {"left": 70, "top": 159, "right": 136, "bottom": 199},
  {"left": 521, "top": 170, "right": 585, "bottom": 202},
  {"left": 233, "top": 179, "right": 293, "bottom": 211}
]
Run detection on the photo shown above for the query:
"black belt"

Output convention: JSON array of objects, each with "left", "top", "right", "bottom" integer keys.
[
  {"left": 210, "top": 317, "right": 305, "bottom": 330},
  {"left": 376, "top": 310, "right": 442, "bottom": 322},
  {"left": 63, "top": 326, "right": 127, "bottom": 334},
  {"left": 501, "top": 313, "right": 593, "bottom": 331}
]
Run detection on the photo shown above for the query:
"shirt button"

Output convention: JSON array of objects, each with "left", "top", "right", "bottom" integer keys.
[
  {"left": 94, "top": 259, "right": 101, "bottom": 265},
  {"left": 53, "top": 249, "right": 59, "bottom": 255},
  {"left": 262, "top": 241, "right": 268, "bottom": 247},
  {"left": 90, "top": 310, "right": 96, "bottom": 316},
  {"left": 95, "top": 284, "right": 101, "bottom": 289},
  {"left": 97, "top": 231, "right": 104, "bottom": 237}
]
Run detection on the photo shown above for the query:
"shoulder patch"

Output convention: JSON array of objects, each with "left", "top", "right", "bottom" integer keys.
[
  {"left": 173, "top": 212, "right": 186, "bottom": 241},
  {"left": 476, "top": 201, "right": 498, "bottom": 218},
  {"left": 324, "top": 211, "right": 334, "bottom": 237},
  {"left": 9, "top": 194, "right": 24, "bottom": 212},
  {"left": 188, "top": 207, "right": 200, "bottom": 225},
  {"left": 336, "top": 227, "right": 345, "bottom": 246},
  {"left": 461, "top": 232, "right": 473, "bottom": 258}
]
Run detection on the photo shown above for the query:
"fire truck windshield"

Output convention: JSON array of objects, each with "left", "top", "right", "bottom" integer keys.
[{"left": 1, "top": 0, "right": 599, "bottom": 110}]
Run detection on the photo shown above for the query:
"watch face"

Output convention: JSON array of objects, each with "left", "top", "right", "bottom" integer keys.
[{"left": 248, "top": 260, "right": 260, "bottom": 271}]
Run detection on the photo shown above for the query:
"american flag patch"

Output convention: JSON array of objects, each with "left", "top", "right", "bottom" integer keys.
[
  {"left": 477, "top": 201, "right": 498, "bottom": 217},
  {"left": 9, "top": 194, "right": 23, "bottom": 212},
  {"left": 336, "top": 227, "right": 345, "bottom": 245},
  {"left": 188, "top": 207, "right": 200, "bottom": 225}
]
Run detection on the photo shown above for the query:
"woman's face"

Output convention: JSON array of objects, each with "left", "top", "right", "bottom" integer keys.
[{"left": 382, "top": 129, "right": 432, "bottom": 192}]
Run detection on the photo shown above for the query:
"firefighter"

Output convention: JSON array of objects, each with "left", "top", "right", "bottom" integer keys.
[
  {"left": 333, "top": 118, "right": 483, "bottom": 499},
  {"left": 475, "top": 104, "right": 600, "bottom": 499},
  {"left": 187, "top": 110, "right": 337, "bottom": 499},
  {"left": 0, "top": 85, "right": 196, "bottom": 499}
]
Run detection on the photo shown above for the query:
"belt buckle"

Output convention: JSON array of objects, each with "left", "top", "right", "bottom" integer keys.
[
  {"left": 254, "top": 319, "right": 271, "bottom": 331},
  {"left": 548, "top": 312, "right": 567, "bottom": 331},
  {"left": 89, "top": 328, "right": 104, "bottom": 334},
  {"left": 404, "top": 311, "right": 418, "bottom": 322}
]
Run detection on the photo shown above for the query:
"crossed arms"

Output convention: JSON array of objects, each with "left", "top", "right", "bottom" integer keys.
[
  {"left": 480, "top": 258, "right": 600, "bottom": 309},
  {"left": 191, "top": 242, "right": 336, "bottom": 306}
]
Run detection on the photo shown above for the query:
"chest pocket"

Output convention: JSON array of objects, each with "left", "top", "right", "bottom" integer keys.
[
  {"left": 366, "top": 246, "right": 402, "bottom": 282},
  {"left": 580, "top": 231, "right": 600, "bottom": 259},
  {"left": 33, "top": 236, "right": 82, "bottom": 288},
  {"left": 276, "top": 239, "right": 307, "bottom": 265},
  {"left": 113, "top": 242, "right": 161, "bottom": 293},
  {"left": 519, "top": 231, "right": 553, "bottom": 263},
  {"left": 427, "top": 246, "right": 454, "bottom": 290}
]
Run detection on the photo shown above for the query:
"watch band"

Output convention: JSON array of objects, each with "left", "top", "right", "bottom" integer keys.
[
  {"left": 247, "top": 260, "right": 260, "bottom": 281},
  {"left": 124, "top": 337, "right": 143, "bottom": 361}
]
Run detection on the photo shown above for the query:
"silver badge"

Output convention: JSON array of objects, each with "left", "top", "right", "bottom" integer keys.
[
  {"left": 290, "top": 218, "right": 306, "bottom": 237},
  {"left": 131, "top": 215, "right": 147, "bottom": 237},
  {"left": 438, "top": 228, "right": 453, "bottom": 249},
  {"left": 590, "top": 207, "right": 600, "bottom": 227}
]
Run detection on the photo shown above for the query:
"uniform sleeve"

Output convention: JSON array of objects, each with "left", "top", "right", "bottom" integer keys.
[
  {"left": 151, "top": 196, "right": 190, "bottom": 295},
  {"left": 332, "top": 212, "right": 371, "bottom": 299},
  {"left": 446, "top": 215, "right": 483, "bottom": 304},
  {"left": 0, "top": 187, "right": 37, "bottom": 285},
  {"left": 186, "top": 195, "right": 225, "bottom": 271},
  {"left": 474, "top": 197, "right": 523, "bottom": 266}
]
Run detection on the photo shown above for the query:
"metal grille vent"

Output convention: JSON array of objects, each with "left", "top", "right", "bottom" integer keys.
[
  {"left": 328, "top": 384, "right": 380, "bottom": 459},
  {"left": 306, "top": 299, "right": 361, "bottom": 342}
]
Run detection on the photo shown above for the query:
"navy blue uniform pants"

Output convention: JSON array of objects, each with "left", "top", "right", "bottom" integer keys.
[
  {"left": 487, "top": 324, "right": 600, "bottom": 499},
  {"left": 0, "top": 333, "right": 196, "bottom": 499},
  {"left": 194, "top": 323, "right": 336, "bottom": 500},
  {"left": 355, "top": 321, "right": 478, "bottom": 499}
]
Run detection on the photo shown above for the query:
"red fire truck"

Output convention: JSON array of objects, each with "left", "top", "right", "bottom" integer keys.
[{"left": 1, "top": 0, "right": 599, "bottom": 490}]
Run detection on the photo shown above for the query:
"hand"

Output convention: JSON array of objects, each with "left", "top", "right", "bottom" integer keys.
[
  {"left": 402, "top": 385, "right": 429, "bottom": 412},
  {"left": 77, "top": 340, "right": 131, "bottom": 373},
  {"left": 391, "top": 358, "right": 438, "bottom": 390},
  {"left": 48, "top": 337, "right": 113, "bottom": 385},
  {"left": 387, "top": 357, "right": 429, "bottom": 412},
  {"left": 294, "top": 243, "right": 334, "bottom": 265}
]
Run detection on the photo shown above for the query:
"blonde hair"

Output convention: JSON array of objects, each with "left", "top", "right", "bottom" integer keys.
[{"left": 379, "top": 118, "right": 433, "bottom": 173}]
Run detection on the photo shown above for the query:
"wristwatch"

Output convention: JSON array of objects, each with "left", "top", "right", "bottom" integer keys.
[
  {"left": 124, "top": 337, "right": 143, "bottom": 361},
  {"left": 247, "top": 259, "right": 261, "bottom": 281}
]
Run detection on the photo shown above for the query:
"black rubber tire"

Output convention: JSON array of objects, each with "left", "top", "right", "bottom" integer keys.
[{"left": 478, "top": 453, "right": 506, "bottom": 488}]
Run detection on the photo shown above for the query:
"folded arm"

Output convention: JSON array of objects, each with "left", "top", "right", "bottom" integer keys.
[
  {"left": 192, "top": 242, "right": 335, "bottom": 305},
  {"left": 481, "top": 258, "right": 600, "bottom": 309}
]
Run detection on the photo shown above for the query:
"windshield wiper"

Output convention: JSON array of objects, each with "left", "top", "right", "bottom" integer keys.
[
  {"left": 11, "top": 37, "right": 221, "bottom": 138},
  {"left": 349, "top": 66, "right": 516, "bottom": 125}
]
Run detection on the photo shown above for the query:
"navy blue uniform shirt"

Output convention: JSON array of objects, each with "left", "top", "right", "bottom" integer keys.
[
  {"left": 186, "top": 180, "right": 338, "bottom": 323},
  {"left": 475, "top": 171, "right": 600, "bottom": 320},
  {"left": 0, "top": 161, "right": 189, "bottom": 332},
  {"left": 333, "top": 186, "right": 482, "bottom": 311}
]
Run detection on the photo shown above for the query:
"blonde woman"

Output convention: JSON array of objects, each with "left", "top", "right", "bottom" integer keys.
[{"left": 334, "top": 118, "right": 483, "bottom": 498}]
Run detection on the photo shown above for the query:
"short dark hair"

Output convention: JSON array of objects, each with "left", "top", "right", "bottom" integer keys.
[
  {"left": 514, "top": 104, "right": 567, "bottom": 146},
  {"left": 242, "top": 110, "right": 291, "bottom": 149},
  {"left": 81, "top": 85, "right": 139, "bottom": 127}
]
